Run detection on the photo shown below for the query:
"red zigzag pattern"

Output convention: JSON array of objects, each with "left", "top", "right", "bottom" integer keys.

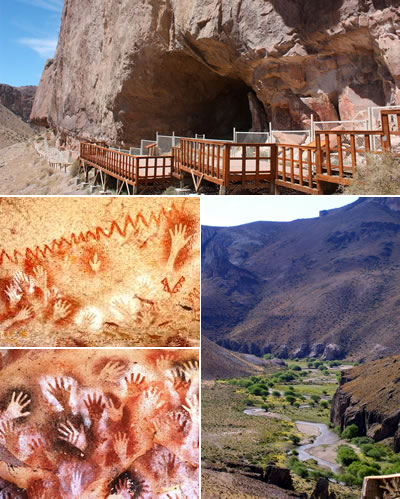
[{"left": 0, "top": 206, "right": 176, "bottom": 266}]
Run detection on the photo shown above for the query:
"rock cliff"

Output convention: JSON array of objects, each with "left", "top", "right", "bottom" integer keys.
[
  {"left": 0, "top": 84, "right": 36, "bottom": 122},
  {"left": 31, "top": 0, "right": 400, "bottom": 146},
  {"left": 331, "top": 356, "right": 400, "bottom": 450}
]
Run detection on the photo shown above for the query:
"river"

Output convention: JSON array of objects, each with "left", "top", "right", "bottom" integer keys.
[{"left": 243, "top": 408, "right": 341, "bottom": 474}]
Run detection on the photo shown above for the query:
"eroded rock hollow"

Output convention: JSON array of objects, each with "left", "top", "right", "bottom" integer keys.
[{"left": 31, "top": 0, "right": 400, "bottom": 146}]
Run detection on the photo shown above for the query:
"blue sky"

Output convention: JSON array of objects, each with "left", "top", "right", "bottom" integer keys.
[
  {"left": 0, "top": 0, "right": 63, "bottom": 87},
  {"left": 201, "top": 196, "right": 360, "bottom": 226}
]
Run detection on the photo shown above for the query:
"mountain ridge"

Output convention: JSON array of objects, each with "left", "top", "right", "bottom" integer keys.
[{"left": 202, "top": 198, "right": 400, "bottom": 361}]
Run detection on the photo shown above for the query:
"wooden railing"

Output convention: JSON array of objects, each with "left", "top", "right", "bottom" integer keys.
[
  {"left": 175, "top": 138, "right": 276, "bottom": 189},
  {"left": 275, "top": 144, "right": 317, "bottom": 194},
  {"left": 382, "top": 109, "right": 400, "bottom": 153},
  {"left": 79, "top": 108, "right": 400, "bottom": 194},
  {"left": 177, "top": 138, "right": 227, "bottom": 184},
  {"left": 315, "top": 130, "right": 389, "bottom": 186},
  {"left": 80, "top": 142, "right": 173, "bottom": 187},
  {"left": 227, "top": 143, "right": 276, "bottom": 187}
]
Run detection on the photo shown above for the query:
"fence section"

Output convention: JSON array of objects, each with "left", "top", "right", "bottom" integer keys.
[
  {"left": 80, "top": 142, "right": 173, "bottom": 192},
  {"left": 275, "top": 144, "right": 318, "bottom": 194},
  {"left": 315, "top": 130, "right": 389, "bottom": 185}
]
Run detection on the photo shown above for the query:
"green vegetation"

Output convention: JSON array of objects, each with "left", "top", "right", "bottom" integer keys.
[
  {"left": 337, "top": 445, "right": 359, "bottom": 466},
  {"left": 341, "top": 424, "right": 359, "bottom": 440},
  {"left": 221, "top": 359, "right": 343, "bottom": 424},
  {"left": 335, "top": 432, "right": 400, "bottom": 486}
]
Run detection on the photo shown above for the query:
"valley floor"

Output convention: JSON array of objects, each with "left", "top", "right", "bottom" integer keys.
[{"left": 201, "top": 364, "right": 359, "bottom": 499}]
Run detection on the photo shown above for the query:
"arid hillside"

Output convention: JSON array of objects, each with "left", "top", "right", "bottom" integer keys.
[
  {"left": 202, "top": 197, "right": 400, "bottom": 361},
  {"left": 331, "top": 356, "right": 400, "bottom": 449},
  {"left": 31, "top": 0, "right": 400, "bottom": 146},
  {"left": 201, "top": 335, "right": 285, "bottom": 379},
  {"left": 0, "top": 103, "right": 35, "bottom": 149}
]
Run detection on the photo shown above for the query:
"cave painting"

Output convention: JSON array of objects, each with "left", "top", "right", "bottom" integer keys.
[
  {"left": 0, "top": 349, "right": 199, "bottom": 498},
  {"left": 0, "top": 197, "right": 200, "bottom": 347}
]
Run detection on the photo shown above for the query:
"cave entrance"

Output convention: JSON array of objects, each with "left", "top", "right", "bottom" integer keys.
[
  {"left": 197, "top": 79, "right": 255, "bottom": 140},
  {"left": 118, "top": 52, "right": 265, "bottom": 144}
]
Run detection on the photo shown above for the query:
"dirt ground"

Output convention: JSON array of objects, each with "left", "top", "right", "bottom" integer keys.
[
  {"left": 202, "top": 469, "right": 303, "bottom": 499},
  {"left": 0, "top": 141, "right": 91, "bottom": 195}
]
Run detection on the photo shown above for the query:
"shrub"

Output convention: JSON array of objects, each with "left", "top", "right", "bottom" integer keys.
[
  {"left": 382, "top": 461, "right": 400, "bottom": 474},
  {"left": 311, "top": 394, "right": 321, "bottom": 403},
  {"left": 69, "top": 158, "right": 80, "bottom": 177},
  {"left": 288, "top": 456, "right": 309, "bottom": 478},
  {"left": 248, "top": 383, "right": 269, "bottom": 397},
  {"left": 342, "top": 152, "right": 400, "bottom": 195},
  {"left": 286, "top": 395, "right": 296, "bottom": 405},
  {"left": 345, "top": 460, "right": 381, "bottom": 486},
  {"left": 264, "top": 354, "right": 274, "bottom": 360},
  {"left": 272, "top": 391, "right": 281, "bottom": 398},
  {"left": 342, "top": 424, "right": 359, "bottom": 440},
  {"left": 289, "top": 434, "right": 300, "bottom": 445},
  {"left": 360, "top": 443, "right": 387, "bottom": 460},
  {"left": 290, "top": 365, "right": 302, "bottom": 371},
  {"left": 261, "top": 403, "right": 269, "bottom": 412},
  {"left": 337, "top": 445, "right": 359, "bottom": 466},
  {"left": 352, "top": 436, "right": 374, "bottom": 446},
  {"left": 320, "top": 401, "right": 329, "bottom": 409},
  {"left": 277, "top": 372, "right": 297, "bottom": 382}
]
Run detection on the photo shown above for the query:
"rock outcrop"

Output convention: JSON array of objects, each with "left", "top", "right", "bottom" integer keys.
[
  {"left": 0, "top": 84, "right": 36, "bottom": 122},
  {"left": 331, "top": 356, "right": 400, "bottom": 450},
  {"left": 31, "top": 0, "right": 400, "bottom": 146},
  {"left": 311, "top": 478, "right": 336, "bottom": 499}
]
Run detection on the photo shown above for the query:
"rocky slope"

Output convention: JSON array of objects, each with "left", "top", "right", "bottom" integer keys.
[
  {"left": 31, "top": 0, "right": 400, "bottom": 146},
  {"left": 202, "top": 335, "right": 285, "bottom": 379},
  {"left": 0, "top": 103, "right": 35, "bottom": 149},
  {"left": 331, "top": 356, "right": 400, "bottom": 450},
  {"left": 0, "top": 84, "right": 36, "bottom": 122},
  {"left": 202, "top": 197, "right": 400, "bottom": 361}
]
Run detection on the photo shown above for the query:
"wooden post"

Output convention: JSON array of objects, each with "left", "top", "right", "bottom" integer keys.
[
  {"left": 270, "top": 144, "right": 277, "bottom": 194},
  {"left": 315, "top": 133, "right": 322, "bottom": 175},
  {"left": 223, "top": 143, "right": 231, "bottom": 191},
  {"left": 381, "top": 113, "right": 391, "bottom": 151},
  {"left": 135, "top": 157, "right": 139, "bottom": 195}
]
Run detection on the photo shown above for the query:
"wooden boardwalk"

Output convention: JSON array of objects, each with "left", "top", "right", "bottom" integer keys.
[{"left": 79, "top": 109, "right": 400, "bottom": 195}]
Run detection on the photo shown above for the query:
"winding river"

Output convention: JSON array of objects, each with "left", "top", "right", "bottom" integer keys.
[
  {"left": 243, "top": 409, "right": 341, "bottom": 474},
  {"left": 295, "top": 420, "right": 340, "bottom": 474}
]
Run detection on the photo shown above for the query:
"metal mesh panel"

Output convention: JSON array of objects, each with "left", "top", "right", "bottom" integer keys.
[
  {"left": 157, "top": 135, "right": 174, "bottom": 154},
  {"left": 129, "top": 147, "right": 141, "bottom": 156},
  {"left": 235, "top": 131, "right": 269, "bottom": 144},
  {"left": 140, "top": 140, "right": 156, "bottom": 155}
]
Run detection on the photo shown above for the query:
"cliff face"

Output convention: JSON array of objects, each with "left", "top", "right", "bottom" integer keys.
[
  {"left": 0, "top": 84, "right": 36, "bottom": 122},
  {"left": 202, "top": 197, "right": 400, "bottom": 361},
  {"left": 331, "top": 356, "right": 400, "bottom": 450},
  {"left": 31, "top": 0, "right": 400, "bottom": 145}
]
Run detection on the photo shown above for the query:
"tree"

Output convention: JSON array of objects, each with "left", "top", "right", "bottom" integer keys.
[
  {"left": 342, "top": 424, "right": 359, "bottom": 440},
  {"left": 286, "top": 395, "right": 296, "bottom": 405},
  {"left": 337, "top": 445, "right": 359, "bottom": 466}
]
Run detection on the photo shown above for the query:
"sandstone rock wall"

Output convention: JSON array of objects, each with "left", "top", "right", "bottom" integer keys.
[
  {"left": 0, "top": 84, "right": 36, "bottom": 122},
  {"left": 31, "top": 0, "right": 400, "bottom": 146}
]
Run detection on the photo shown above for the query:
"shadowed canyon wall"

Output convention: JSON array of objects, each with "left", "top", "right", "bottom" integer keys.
[
  {"left": 31, "top": 0, "right": 400, "bottom": 146},
  {"left": 0, "top": 84, "right": 36, "bottom": 122}
]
